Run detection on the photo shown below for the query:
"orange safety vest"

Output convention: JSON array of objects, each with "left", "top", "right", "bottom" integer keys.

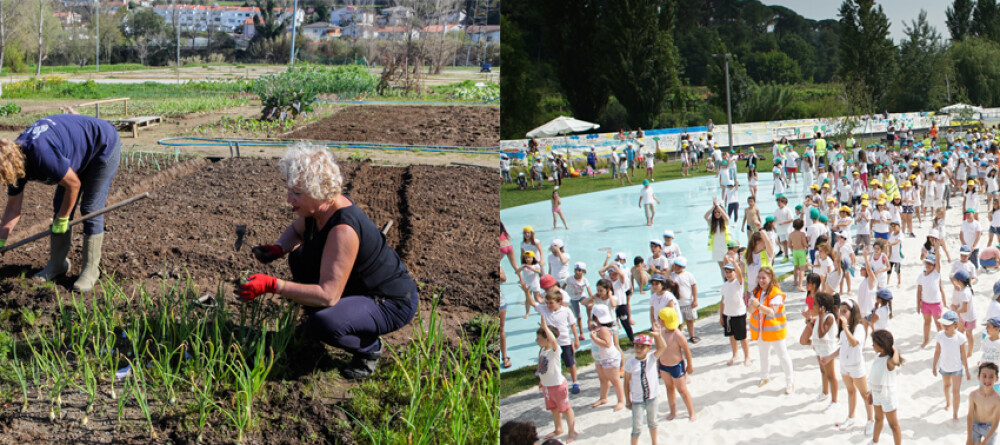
[{"left": 750, "top": 285, "right": 787, "bottom": 342}]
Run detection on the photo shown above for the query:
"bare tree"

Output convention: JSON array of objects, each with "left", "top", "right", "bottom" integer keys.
[
  {"left": 35, "top": 0, "right": 44, "bottom": 76},
  {"left": 0, "top": 0, "right": 22, "bottom": 96}
]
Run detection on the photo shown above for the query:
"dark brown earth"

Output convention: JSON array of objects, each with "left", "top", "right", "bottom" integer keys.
[{"left": 282, "top": 105, "right": 500, "bottom": 147}]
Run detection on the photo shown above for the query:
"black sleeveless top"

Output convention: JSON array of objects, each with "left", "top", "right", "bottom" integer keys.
[{"left": 288, "top": 199, "right": 416, "bottom": 302}]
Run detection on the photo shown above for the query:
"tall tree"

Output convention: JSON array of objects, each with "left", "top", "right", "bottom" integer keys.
[
  {"left": 892, "top": 10, "right": 947, "bottom": 111},
  {"left": 706, "top": 40, "right": 753, "bottom": 122},
  {"left": 0, "top": 0, "right": 22, "bottom": 96},
  {"left": 838, "top": 0, "right": 895, "bottom": 112},
  {"left": 950, "top": 37, "right": 1000, "bottom": 106},
  {"left": 603, "top": 0, "right": 681, "bottom": 128},
  {"left": 972, "top": 0, "right": 1000, "bottom": 43},
  {"left": 947, "top": 0, "right": 975, "bottom": 41},
  {"left": 541, "top": 0, "right": 609, "bottom": 122},
  {"left": 499, "top": 13, "right": 540, "bottom": 139}
]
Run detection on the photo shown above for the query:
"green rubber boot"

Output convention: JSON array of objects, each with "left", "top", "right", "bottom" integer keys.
[
  {"left": 34, "top": 232, "right": 72, "bottom": 281},
  {"left": 73, "top": 233, "right": 104, "bottom": 293}
]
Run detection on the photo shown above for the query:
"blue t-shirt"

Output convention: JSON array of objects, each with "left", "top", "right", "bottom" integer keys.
[
  {"left": 7, "top": 114, "right": 119, "bottom": 196},
  {"left": 625, "top": 146, "right": 635, "bottom": 161}
]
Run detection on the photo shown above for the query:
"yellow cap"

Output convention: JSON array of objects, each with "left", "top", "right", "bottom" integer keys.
[
  {"left": 862, "top": 193, "right": 870, "bottom": 199},
  {"left": 839, "top": 206, "right": 852, "bottom": 213},
  {"left": 911, "top": 161, "right": 919, "bottom": 166},
  {"left": 852, "top": 171, "right": 860, "bottom": 175},
  {"left": 934, "top": 162, "right": 942, "bottom": 168},
  {"left": 877, "top": 199, "right": 887, "bottom": 205},
  {"left": 523, "top": 226, "right": 534, "bottom": 233},
  {"left": 524, "top": 251, "right": 536, "bottom": 258},
  {"left": 902, "top": 181, "right": 912, "bottom": 187},
  {"left": 869, "top": 179, "right": 881, "bottom": 186},
  {"left": 811, "top": 184, "right": 820, "bottom": 190},
  {"left": 892, "top": 193, "right": 901, "bottom": 200},
  {"left": 658, "top": 307, "right": 680, "bottom": 330},
  {"left": 969, "top": 180, "right": 977, "bottom": 185},
  {"left": 909, "top": 174, "right": 916, "bottom": 179},
  {"left": 861, "top": 199, "right": 870, "bottom": 206},
  {"left": 826, "top": 197, "right": 836, "bottom": 202},
  {"left": 822, "top": 183, "right": 831, "bottom": 189}
]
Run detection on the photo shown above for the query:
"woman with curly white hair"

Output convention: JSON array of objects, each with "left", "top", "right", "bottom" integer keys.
[
  {"left": 0, "top": 111, "right": 121, "bottom": 292},
  {"left": 237, "top": 147, "right": 418, "bottom": 379}
]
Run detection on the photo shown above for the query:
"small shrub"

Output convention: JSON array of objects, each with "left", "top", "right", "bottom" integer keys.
[{"left": 0, "top": 102, "right": 22, "bottom": 116}]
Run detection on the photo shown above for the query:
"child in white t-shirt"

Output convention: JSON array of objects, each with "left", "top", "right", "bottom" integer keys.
[
  {"left": 980, "top": 318, "right": 1000, "bottom": 369},
  {"left": 719, "top": 261, "right": 750, "bottom": 366},
  {"left": 887, "top": 222, "right": 903, "bottom": 288},
  {"left": 624, "top": 332, "right": 667, "bottom": 444},
  {"left": 950, "top": 269, "right": 977, "bottom": 359},
  {"left": 536, "top": 315, "right": 577, "bottom": 442},
  {"left": 565, "top": 263, "right": 593, "bottom": 339},
  {"left": 869, "top": 288, "right": 893, "bottom": 333},
  {"left": 989, "top": 201, "right": 1000, "bottom": 247},
  {"left": 932, "top": 310, "right": 970, "bottom": 422},
  {"left": 534, "top": 289, "right": 581, "bottom": 393}
]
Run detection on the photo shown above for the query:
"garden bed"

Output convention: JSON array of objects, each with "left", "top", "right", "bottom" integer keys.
[
  {"left": 0, "top": 155, "right": 499, "bottom": 443},
  {"left": 283, "top": 105, "right": 500, "bottom": 147}
]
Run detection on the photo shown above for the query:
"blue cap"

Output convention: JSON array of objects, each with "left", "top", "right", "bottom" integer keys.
[
  {"left": 961, "top": 245, "right": 972, "bottom": 254},
  {"left": 986, "top": 318, "right": 1000, "bottom": 328},
  {"left": 673, "top": 257, "right": 687, "bottom": 267},
  {"left": 954, "top": 269, "right": 971, "bottom": 283},
  {"left": 993, "top": 279, "right": 1000, "bottom": 296},
  {"left": 940, "top": 310, "right": 959, "bottom": 325},
  {"left": 650, "top": 273, "right": 667, "bottom": 283},
  {"left": 876, "top": 288, "right": 893, "bottom": 301}
]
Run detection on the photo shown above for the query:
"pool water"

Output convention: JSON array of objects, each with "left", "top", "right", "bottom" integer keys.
[{"left": 500, "top": 172, "right": 809, "bottom": 372}]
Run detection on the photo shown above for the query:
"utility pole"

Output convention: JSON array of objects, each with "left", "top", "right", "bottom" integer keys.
[
  {"left": 712, "top": 53, "right": 734, "bottom": 152},
  {"left": 289, "top": 0, "right": 298, "bottom": 66}
]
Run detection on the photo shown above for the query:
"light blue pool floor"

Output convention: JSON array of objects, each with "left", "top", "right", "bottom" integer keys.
[{"left": 501, "top": 172, "right": 808, "bottom": 372}]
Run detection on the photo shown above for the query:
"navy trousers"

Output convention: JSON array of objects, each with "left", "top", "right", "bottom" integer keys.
[{"left": 304, "top": 289, "right": 418, "bottom": 356}]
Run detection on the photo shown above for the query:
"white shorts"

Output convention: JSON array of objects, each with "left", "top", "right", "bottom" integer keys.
[
  {"left": 872, "top": 388, "right": 898, "bottom": 413},
  {"left": 842, "top": 362, "right": 866, "bottom": 379},
  {"left": 778, "top": 233, "right": 789, "bottom": 242}
]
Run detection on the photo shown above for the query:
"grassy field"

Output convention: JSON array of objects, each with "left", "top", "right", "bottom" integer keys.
[{"left": 500, "top": 137, "right": 905, "bottom": 209}]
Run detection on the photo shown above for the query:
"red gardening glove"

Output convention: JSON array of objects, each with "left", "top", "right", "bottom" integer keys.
[
  {"left": 236, "top": 274, "right": 278, "bottom": 301},
  {"left": 251, "top": 244, "right": 284, "bottom": 264}
]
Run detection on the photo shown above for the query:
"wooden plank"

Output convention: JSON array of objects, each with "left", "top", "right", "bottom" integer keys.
[{"left": 79, "top": 97, "right": 130, "bottom": 107}]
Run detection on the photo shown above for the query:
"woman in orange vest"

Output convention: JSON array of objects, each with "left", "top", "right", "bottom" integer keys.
[{"left": 749, "top": 267, "right": 795, "bottom": 394}]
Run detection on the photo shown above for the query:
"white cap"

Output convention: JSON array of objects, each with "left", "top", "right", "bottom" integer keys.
[
  {"left": 650, "top": 239, "right": 663, "bottom": 247},
  {"left": 574, "top": 262, "right": 586, "bottom": 271},
  {"left": 928, "top": 229, "right": 940, "bottom": 239},
  {"left": 615, "top": 252, "right": 628, "bottom": 261},
  {"left": 592, "top": 305, "right": 614, "bottom": 324},
  {"left": 550, "top": 239, "right": 564, "bottom": 248},
  {"left": 662, "top": 230, "right": 675, "bottom": 238}
]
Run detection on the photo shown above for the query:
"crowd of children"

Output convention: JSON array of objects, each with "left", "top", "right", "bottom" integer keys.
[{"left": 508, "top": 128, "right": 1000, "bottom": 444}]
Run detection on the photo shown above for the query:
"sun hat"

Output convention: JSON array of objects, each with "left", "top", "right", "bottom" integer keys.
[
  {"left": 939, "top": 310, "right": 959, "bottom": 326},
  {"left": 550, "top": 239, "right": 564, "bottom": 248},
  {"left": 673, "top": 257, "right": 687, "bottom": 267},
  {"left": 540, "top": 274, "right": 557, "bottom": 289},
  {"left": 658, "top": 307, "right": 680, "bottom": 330},
  {"left": 593, "top": 305, "right": 614, "bottom": 324},
  {"left": 634, "top": 334, "right": 654, "bottom": 346},
  {"left": 574, "top": 262, "right": 587, "bottom": 271},
  {"left": 663, "top": 230, "right": 675, "bottom": 239},
  {"left": 876, "top": 288, "right": 893, "bottom": 301}
]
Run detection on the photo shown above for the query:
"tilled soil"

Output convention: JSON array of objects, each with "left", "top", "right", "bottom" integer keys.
[
  {"left": 282, "top": 105, "right": 500, "bottom": 147},
  {"left": 0, "top": 156, "right": 499, "bottom": 444}
]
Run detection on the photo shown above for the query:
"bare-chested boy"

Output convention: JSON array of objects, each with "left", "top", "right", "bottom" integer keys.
[
  {"left": 656, "top": 307, "right": 696, "bottom": 421},
  {"left": 969, "top": 362, "right": 1000, "bottom": 445},
  {"left": 789, "top": 219, "right": 809, "bottom": 291}
]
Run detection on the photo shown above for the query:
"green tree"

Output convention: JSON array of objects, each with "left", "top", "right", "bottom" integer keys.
[
  {"left": 745, "top": 50, "right": 802, "bottom": 84},
  {"left": 838, "top": 0, "right": 895, "bottom": 112},
  {"left": 313, "top": 2, "right": 330, "bottom": 24},
  {"left": 892, "top": 10, "right": 947, "bottom": 111},
  {"left": 603, "top": 0, "right": 682, "bottom": 128},
  {"left": 499, "top": 13, "right": 540, "bottom": 139},
  {"left": 947, "top": 0, "right": 975, "bottom": 41},
  {"left": 949, "top": 37, "right": 1000, "bottom": 107},
  {"left": 706, "top": 41, "right": 754, "bottom": 122},
  {"left": 541, "top": 0, "right": 609, "bottom": 122},
  {"left": 777, "top": 33, "right": 816, "bottom": 81},
  {"left": 972, "top": 0, "right": 1000, "bottom": 43},
  {"left": 122, "top": 8, "right": 165, "bottom": 41}
]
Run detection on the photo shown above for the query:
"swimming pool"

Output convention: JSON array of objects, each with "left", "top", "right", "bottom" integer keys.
[{"left": 500, "top": 172, "right": 808, "bottom": 372}]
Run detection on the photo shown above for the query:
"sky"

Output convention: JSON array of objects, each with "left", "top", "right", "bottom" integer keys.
[{"left": 764, "top": 0, "right": 951, "bottom": 42}]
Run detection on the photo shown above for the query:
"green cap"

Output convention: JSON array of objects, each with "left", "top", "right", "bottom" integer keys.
[
  {"left": 966, "top": 208, "right": 977, "bottom": 214},
  {"left": 727, "top": 240, "right": 739, "bottom": 248},
  {"left": 818, "top": 214, "right": 829, "bottom": 223},
  {"left": 765, "top": 216, "right": 775, "bottom": 224},
  {"left": 642, "top": 179, "right": 650, "bottom": 186},
  {"left": 795, "top": 204, "right": 803, "bottom": 210},
  {"left": 809, "top": 208, "right": 821, "bottom": 219}
]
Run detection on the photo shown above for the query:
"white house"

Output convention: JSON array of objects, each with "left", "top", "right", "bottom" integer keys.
[
  {"left": 466, "top": 24, "right": 499, "bottom": 43},
  {"left": 379, "top": 5, "right": 413, "bottom": 26},
  {"left": 330, "top": 6, "right": 375, "bottom": 26},
  {"left": 301, "top": 21, "right": 342, "bottom": 40}
]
